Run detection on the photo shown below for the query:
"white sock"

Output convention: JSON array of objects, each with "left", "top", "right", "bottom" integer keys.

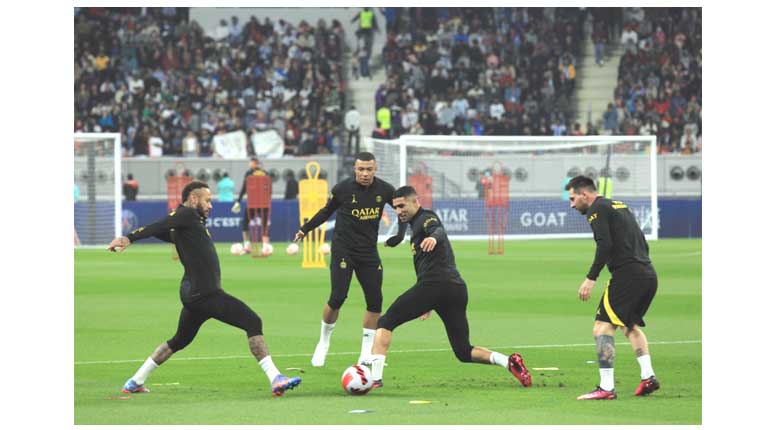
[
  {"left": 599, "top": 368, "right": 614, "bottom": 391},
  {"left": 489, "top": 351, "right": 509, "bottom": 369},
  {"left": 319, "top": 321, "right": 336, "bottom": 346},
  {"left": 371, "top": 354, "right": 386, "bottom": 381},
  {"left": 243, "top": 240, "right": 250, "bottom": 249},
  {"left": 259, "top": 356, "right": 281, "bottom": 382},
  {"left": 131, "top": 357, "right": 159, "bottom": 385},
  {"left": 360, "top": 328, "right": 376, "bottom": 359},
  {"left": 637, "top": 355, "right": 655, "bottom": 379}
]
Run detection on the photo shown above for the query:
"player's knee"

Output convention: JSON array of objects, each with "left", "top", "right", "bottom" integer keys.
[
  {"left": 245, "top": 313, "right": 263, "bottom": 338},
  {"left": 622, "top": 325, "right": 640, "bottom": 338},
  {"left": 327, "top": 293, "right": 347, "bottom": 310},
  {"left": 365, "top": 296, "right": 382, "bottom": 313},
  {"left": 377, "top": 314, "right": 396, "bottom": 331},
  {"left": 167, "top": 334, "right": 194, "bottom": 353},
  {"left": 593, "top": 321, "right": 615, "bottom": 337},
  {"left": 452, "top": 344, "right": 474, "bottom": 363}
]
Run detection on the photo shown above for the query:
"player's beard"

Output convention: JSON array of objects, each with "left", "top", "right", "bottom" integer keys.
[{"left": 197, "top": 203, "right": 209, "bottom": 219}]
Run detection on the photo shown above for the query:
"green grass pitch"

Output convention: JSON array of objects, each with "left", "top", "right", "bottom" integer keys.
[{"left": 74, "top": 239, "right": 701, "bottom": 425}]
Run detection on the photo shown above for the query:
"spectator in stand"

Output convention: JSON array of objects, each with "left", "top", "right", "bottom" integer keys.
[
  {"left": 620, "top": 24, "right": 638, "bottom": 54},
  {"left": 592, "top": 21, "right": 607, "bottom": 66},
  {"left": 123, "top": 174, "right": 139, "bottom": 201},
  {"left": 571, "top": 122, "right": 584, "bottom": 136},
  {"left": 601, "top": 7, "right": 701, "bottom": 154},
  {"left": 74, "top": 9, "right": 345, "bottom": 157},
  {"left": 679, "top": 127, "right": 697, "bottom": 154},
  {"left": 344, "top": 106, "right": 361, "bottom": 156},
  {"left": 603, "top": 103, "right": 619, "bottom": 135},
  {"left": 373, "top": 7, "right": 583, "bottom": 138},
  {"left": 551, "top": 117, "right": 567, "bottom": 136}
]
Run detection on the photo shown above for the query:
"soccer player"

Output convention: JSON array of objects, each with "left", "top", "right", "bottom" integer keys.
[
  {"left": 231, "top": 157, "right": 270, "bottom": 255},
  {"left": 368, "top": 186, "right": 532, "bottom": 389},
  {"left": 294, "top": 152, "right": 405, "bottom": 367},
  {"left": 565, "top": 175, "right": 660, "bottom": 400},
  {"left": 108, "top": 181, "right": 301, "bottom": 397}
]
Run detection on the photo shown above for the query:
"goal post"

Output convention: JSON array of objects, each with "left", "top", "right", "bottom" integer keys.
[
  {"left": 370, "top": 135, "right": 659, "bottom": 241},
  {"left": 74, "top": 132, "right": 122, "bottom": 247}
]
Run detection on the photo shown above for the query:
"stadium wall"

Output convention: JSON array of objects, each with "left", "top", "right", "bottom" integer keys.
[
  {"left": 107, "top": 154, "right": 700, "bottom": 201},
  {"left": 113, "top": 197, "right": 701, "bottom": 243}
]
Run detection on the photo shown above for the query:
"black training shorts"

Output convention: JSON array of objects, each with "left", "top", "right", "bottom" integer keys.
[
  {"left": 595, "top": 276, "right": 658, "bottom": 328},
  {"left": 327, "top": 250, "right": 383, "bottom": 313},
  {"left": 167, "top": 291, "right": 263, "bottom": 352}
]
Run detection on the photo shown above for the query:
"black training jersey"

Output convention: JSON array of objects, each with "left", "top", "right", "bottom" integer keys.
[
  {"left": 127, "top": 205, "right": 222, "bottom": 304},
  {"left": 585, "top": 196, "right": 656, "bottom": 280},
  {"left": 237, "top": 168, "right": 269, "bottom": 202},
  {"left": 300, "top": 177, "right": 396, "bottom": 254},
  {"left": 408, "top": 208, "right": 461, "bottom": 284}
]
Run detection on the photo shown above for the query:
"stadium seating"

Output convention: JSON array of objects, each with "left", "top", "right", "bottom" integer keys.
[
  {"left": 609, "top": 8, "right": 702, "bottom": 153},
  {"left": 374, "top": 7, "right": 584, "bottom": 138},
  {"left": 74, "top": 8, "right": 346, "bottom": 157}
]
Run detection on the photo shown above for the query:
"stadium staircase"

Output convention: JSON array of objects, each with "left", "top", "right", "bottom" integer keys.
[
  {"left": 345, "top": 52, "right": 387, "bottom": 152},
  {"left": 574, "top": 37, "right": 624, "bottom": 130}
]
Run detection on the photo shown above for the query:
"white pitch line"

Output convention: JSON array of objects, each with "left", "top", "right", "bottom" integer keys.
[{"left": 74, "top": 339, "right": 701, "bottom": 365}]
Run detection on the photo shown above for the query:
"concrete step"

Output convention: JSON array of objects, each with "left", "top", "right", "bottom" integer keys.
[{"left": 573, "top": 39, "right": 624, "bottom": 126}]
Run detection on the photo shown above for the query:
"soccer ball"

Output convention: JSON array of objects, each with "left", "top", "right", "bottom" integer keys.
[
  {"left": 319, "top": 242, "right": 331, "bottom": 255},
  {"left": 230, "top": 243, "right": 244, "bottom": 255},
  {"left": 261, "top": 243, "right": 274, "bottom": 257},
  {"left": 341, "top": 364, "right": 373, "bottom": 395},
  {"left": 286, "top": 242, "right": 299, "bottom": 255}
]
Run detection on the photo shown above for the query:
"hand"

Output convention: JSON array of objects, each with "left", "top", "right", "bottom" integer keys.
[
  {"left": 419, "top": 311, "right": 432, "bottom": 321},
  {"left": 384, "top": 235, "right": 403, "bottom": 247},
  {"left": 420, "top": 237, "right": 437, "bottom": 252},
  {"left": 231, "top": 201, "right": 241, "bottom": 214},
  {"left": 578, "top": 278, "right": 596, "bottom": 302},
  {"left": 108, "top": 236, "right": 131, "bottom": 253},
  {"left": 294, "top": 230, "right": 306, "bottom": 243}
]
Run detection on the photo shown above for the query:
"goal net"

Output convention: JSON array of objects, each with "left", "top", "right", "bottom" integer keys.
[
  {"left": 370, "top": 135, "right": 658, "bottom": 241},
  {"left": 74, "top": 133, "right": 122, "bottom": 247}
]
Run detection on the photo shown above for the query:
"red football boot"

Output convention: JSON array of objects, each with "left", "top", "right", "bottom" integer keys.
[
  {"left": 634, "top": 376, "right": 660, "bottom": 396},
  {"left": 508, "top": 353, "right": 532, "bottom": 387},
  {"left": 577, "top": 386, "right": 617, "bottom": 400}
]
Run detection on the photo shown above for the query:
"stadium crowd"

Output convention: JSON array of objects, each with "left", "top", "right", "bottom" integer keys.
[
  {"left": 605, "top": 7, "right": 702, "bottom": 154},
  {"left": 74, "top": 7, "right": 700, "bottom": 157},
  {"left": 372, "top": 7, "right": 586, "bottom": 138},
  {"left": 74, "top": 7, "right": 347, "bottom": 157},
  {"left": 371, "top": 7, "right": 701, "bottom": 155}
]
